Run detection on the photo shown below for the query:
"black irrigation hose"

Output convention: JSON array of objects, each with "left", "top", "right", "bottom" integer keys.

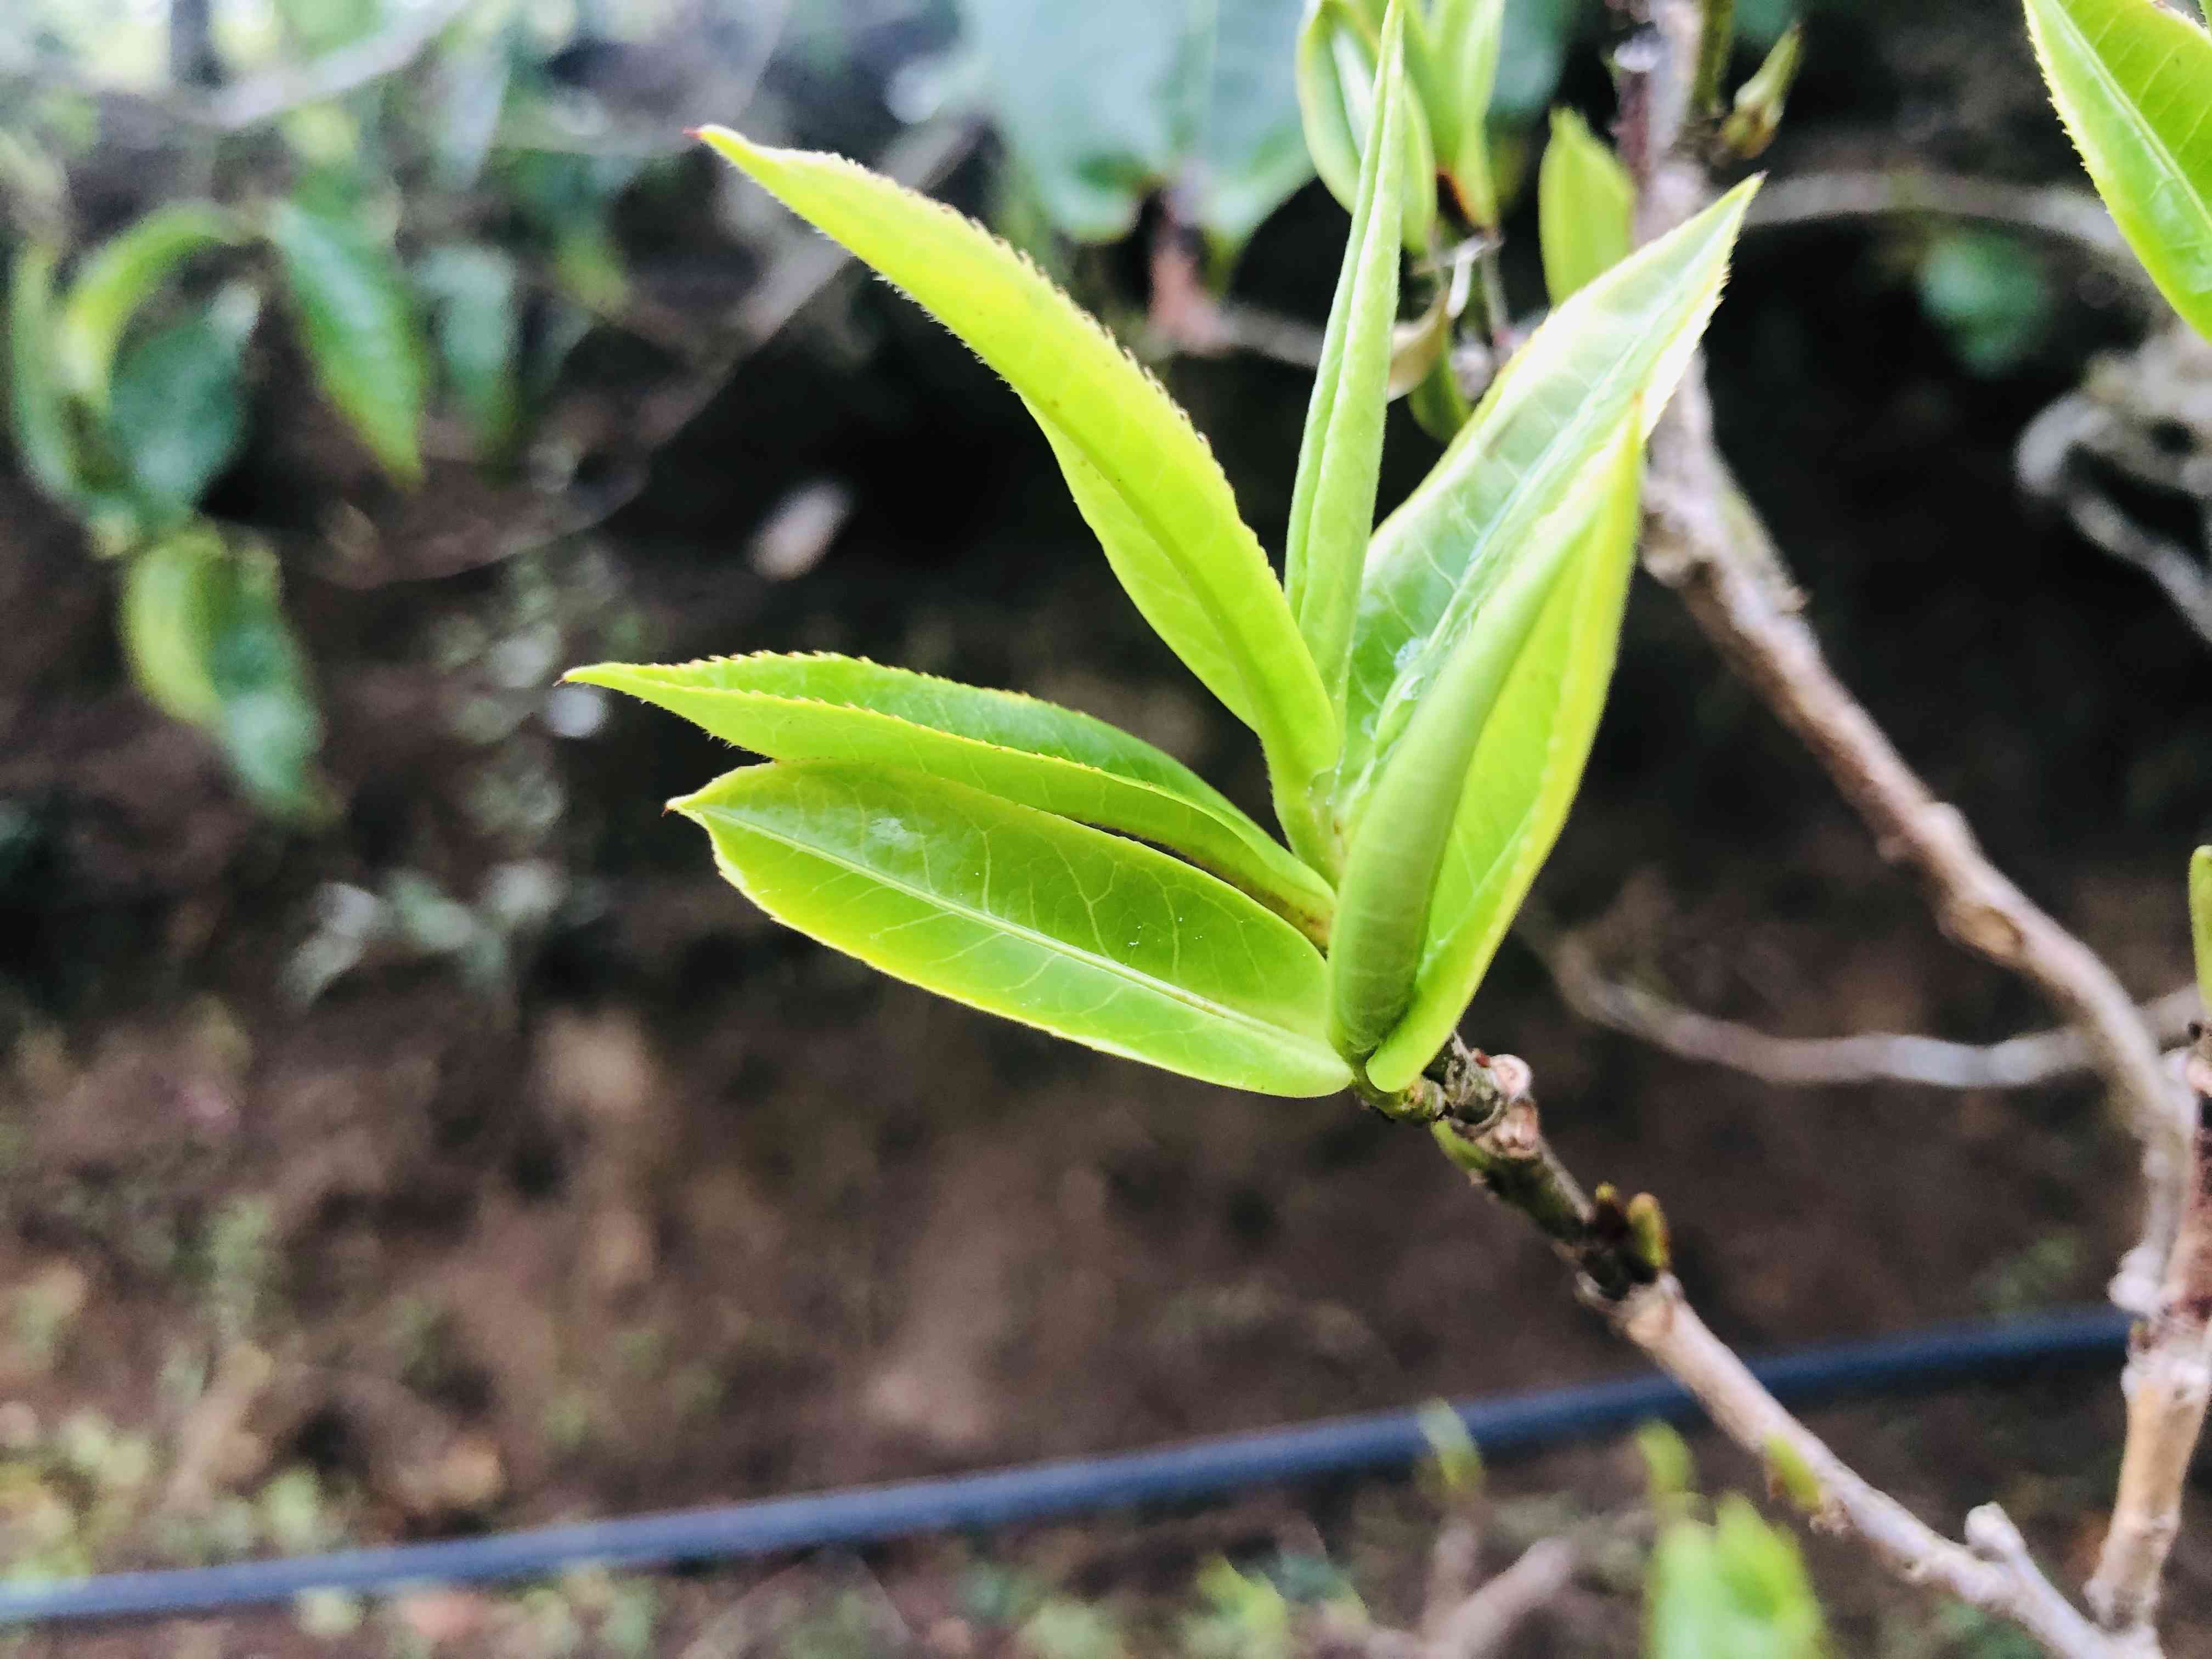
[{"left": 0, "top": 1305, "right": 2129, "bottom": 1627}]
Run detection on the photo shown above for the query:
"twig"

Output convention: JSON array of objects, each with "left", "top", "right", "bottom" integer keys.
[
  {"left": 1748, "top": 170, "right": 2163, "bottom": 312},
  {"left": 193, "top": 0, "right": 478, "bottom": 131},
  {"left": 1522, "top": 911, "right": 2200, "bottom": 1091},
  {"left": 1622, "top": 0, "right": 2188, "bottom": 1317},
  {"left": 1422, "top": 1537, "right": 1576, "bottom": 1659},
  {"left": 1418, "top": 1043, "right": 2125, "bottom": 1658},
  {"left": 1609, "top": 0, "right": 2199, "bottom": 1645},
  {"left": 2088, "top": 1036, "right": 2212, "bottom": 1638}
]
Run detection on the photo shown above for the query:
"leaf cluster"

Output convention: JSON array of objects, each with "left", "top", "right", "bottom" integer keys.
[{"left": 580, "top": 2, "right": 1757, "bottom": 1105}]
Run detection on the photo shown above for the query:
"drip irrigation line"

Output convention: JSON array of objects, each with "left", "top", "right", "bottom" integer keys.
[{"left": 0, "top": 1305, "right": 2128, "bottom": 1627}]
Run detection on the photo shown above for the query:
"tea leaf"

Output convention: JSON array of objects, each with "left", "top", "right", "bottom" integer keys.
[
  {"left": 54, "top": 201, "right": 235, "bottom": 410},
  {"left": 678, "top": 763, "right": 1351, "bottom": 1096},
  {"left": 1537, "top": 108, "right": 1633, "bottom": 303},
  {"left": 1429, "top": 0, "right": 1506, "bottom": 226},
  {"left": 106, "top": 289, "right": 256, "bottom": 525},
  {"left": 267, "top": 196, "right": 430, "bottom": 486},
  {"left": 1284, "top": 0, "right": 1410, "bottom": 760},
  {"left": 415, "top": 243, "right": 521, "bottom": 458},
  {"left": 2191, "top": 846, "right": 2211, "bottom": 1015},
  {"left": 1361, "top": 419, "right": 1640, "bottom": 1088},
  {"left": 1335, "top": 180, "right": 1754, "bottom": 815},
  {"left": 2022, "top": 0, "right": 2212, "bottom": 341},
  {"left": 7, "top": 239, "right": 88, "bottom": 507},
  {"left": 1334, "top": 415, "right": 1639, "bottom": 1081},
  {"left": 1296, "top": 0, "right": 1438, "bottom": 252},
  {"left": 695, "top": 127, "right": 1336, "bottom": 793},
  {"left": 569, "top": 653, "right": 1334, "bottom": 940}
]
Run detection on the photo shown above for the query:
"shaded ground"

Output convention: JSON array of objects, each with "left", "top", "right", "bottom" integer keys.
[{"left": 4, "top": 11, "right": 2212, "bottom": 1651}]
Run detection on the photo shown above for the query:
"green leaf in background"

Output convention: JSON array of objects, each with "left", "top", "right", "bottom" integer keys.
[
  {"left": 120, "top": 528, "right": 328, "bottom": 819},
  {"left": 1916, "top": 228, "right": 2053, "bottom": 377},
  {"left": 1336, "top": 180, "right": 1754, "bottom": 814},
  {"left": 105, "top": 285, "right": 258, "bottom": 527},
  {"left": 1296, "top": 0, "right": 1439, "bottom": 253},
  {"left": 2022, "top": 0, "right": 2212, "bottom": 342},
  {"left": 678, "top": 763, "right": 1351, "bottom": 1097},
  {"left": 1537, "top": 108, "right": 1633, "bottom": 303},
  {"left": 568, "top": 653, "right": 1335, "bottom": 941},
  {"left": 53, "top": 201, "right": 236, "bottom": 411},
  {"left": 1362, "top": 414, "right": 1641, "bottom": 1090},
  {"left": 7, "top": 238, "right": 88, "bottom": 508},
  {"left": 1430, "top": 0, "right": 1507, "bottom": 227},
  {"left": 266, "top": 196, "right": 430, "bottom": 486},
  {"left": 415, "top": 244, "right": 522, "bottom": 459},
  {"left": 1284, "top": 0, "right": 1410, "bottom": 773},
  {"left": 2190, "top": 847, "right": 2211, "bottom": 1014},
  {"left": 952, "top": 0, "right": 1312, "bottom": 250},
  {"left": 1646, "top": 1496, "right": 1825, "bottom": 1659},
  {"left": 695, "top": 128, "right": 1338, "bottom": 799}
]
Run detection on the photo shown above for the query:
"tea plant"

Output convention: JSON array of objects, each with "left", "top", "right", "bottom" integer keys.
[{"left": 571, "top": 0, "right": 2212, "bottom": 1654}]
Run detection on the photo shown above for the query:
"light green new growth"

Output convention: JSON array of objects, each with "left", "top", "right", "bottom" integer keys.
[
  {"left": 2192, "top": 846, "right": 2212, "bottom": 1014},
  {"left": 2022, "top": 0, "right": 2212, "bottom": 342},
  {"left": 1537, "top": 109, "right": 1634, "bottom": 304}
]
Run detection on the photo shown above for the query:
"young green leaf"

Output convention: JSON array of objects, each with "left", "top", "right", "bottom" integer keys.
[
  {"left": 1284, "top": 0, "right": 1410, "bottom": 751},
  {"left": 266, "top": 197, "right": 430, "bottom": 486},
  {"left": 2022, "top": 0, "right": 2212, "bottom": 341},
  {"left": 1537, "top": 108, "right": 1634, "bottom": 304},
  {"left": 105, "top": 286, "right": 257, "bottom": 527},
  {"left": 54, "top": 202, "right": 236, "bottom": 411},
  {"left": 7, "top": 239, "right": 88, "bottom": 509},
  {"left": 121, "top": 527, "right": 328, "bottom": 819},
  {"left": 1361, "top": 415, "right": 1641, "bottom": 1091},
  {"left": 1335, "top": 179, "right": 1755, "bottom": 812},
  {"left": 2191, "top": 846, "right": 2211, "bottom": 1015},
  {"left": 1330, "top": 416, "right": 1639, "bottom": 1077},
  {"left": 693, "top": 126, "right": 1337, "bottom": 795},
  {"left": 1296, "top": 0, "right": 1439, "bottom": 253},
  {"left": 1429, "top": 0, "right": 1506, "bottom": 227},
  {"left": 568, "top": 652, "right": 1335, "bottom": 940},
  {"left": 678, "top": 763, "right": 1351, "bottom": 1096},
  {"left": 1647, "top": 1497, "right": 1825, "bottom": 1659}
]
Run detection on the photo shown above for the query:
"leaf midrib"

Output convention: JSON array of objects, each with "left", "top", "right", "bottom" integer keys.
[{"left": 2042, "top": 0, "right": 2212, "bottom": 257}]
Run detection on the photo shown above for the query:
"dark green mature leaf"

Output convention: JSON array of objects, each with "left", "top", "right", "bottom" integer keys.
[
  {"left": 2023, "top": 0, "right": 2212, "bottom": 341},
  {"left": 54, "top": 201, "right": 236, "bottom": 411},
  {"left": 952, "top": 0, "right": 1311, "bottom": 249},
  {"left": 1646, "top": 1497, "right": 1825, "bottom": 1659},
  {"left": 1335, "top": 180, "right": 1754, "bottom": 816},
  {"left": 1332, "top": 415, "right": 1639, "bottom": 1080},
  {"left": 695, "top": 127, "right": 1337, "bottom": 798},
  {"left": 1284, "top": 0, "right": 1410, "bottom": 775},
  {"left": 1429, "top": 0, "right": 1506, "bottom": 227},
  {"left": 679, "top": 763, "right": 1351, "bottom": 1096},
  {"left": 266, "top": 197, "right": 430, "bottom": 486},
  {"left": 105, "top": 288, "right": 256, "bottom": 525},
  {"left": 568, "top": 653, "right": 1335, "bottom": 940},
  {"left": 1537, "top": 108, "right": 1633, "bottom": 303},
  {"left": 120, "top": 528, "right": 326, "bottom": 819},
  {"left": 7, "top": 239, "right": 87, "bottom": 508},
  {"left": 1296, "top": 0, "right": 1438, "bottom": 253},
  {"left": 1362, "top": 415, "right": 1641, "bottom": 1090},
  {"left": 415, "top": 244, "right": 522, "bottom": 458}
]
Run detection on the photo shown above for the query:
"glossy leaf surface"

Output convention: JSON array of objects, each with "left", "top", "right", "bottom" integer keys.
[
  {"left": 267, "top": 197, "right": 430, "bottom": 486},
  {"left": 695, "top": 127, "right": 1336, "bottom": 789},
  {"left": 1335, "top": 180, "right": 1754, "bottom": 812},
  {"left": 680, "top": 763, "right": 1351, "bottom": 1096},
  {"left": 1327, "top": 416, "right": 1645, "bottom": 1079},
  {"left": 1537, "top": 108, "right": 1633, "bottom": 303},
  {"left": 1284, "top": 0, "right": 1409, "bottom": 741},
  {"left": 54, "top": 202, "right": 235, "bottom": 410},
  {"left": 2023, "top": 0, "right": 2212, "bottom": 341},
  {"left": 1362, "top": 416, "right": 1641, "bottom": 1089},
  {"left": 569, "top": 653, "right": 1334, "bottom": 938}
]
